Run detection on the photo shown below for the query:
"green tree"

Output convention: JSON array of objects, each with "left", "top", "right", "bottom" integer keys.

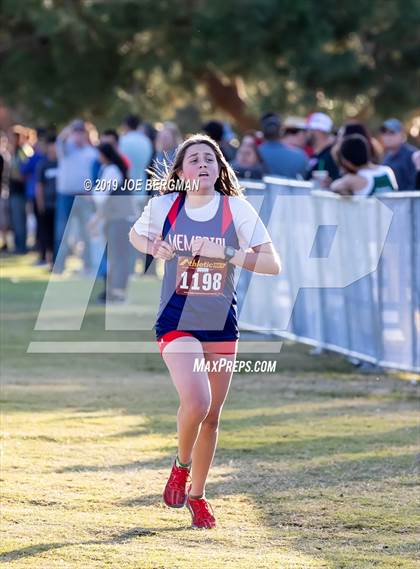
[{"left": 1, "top": 0, "right": 419, "bottom": 130}]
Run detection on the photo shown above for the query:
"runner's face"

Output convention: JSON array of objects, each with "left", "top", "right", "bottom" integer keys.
[{"left": 179, "top": 144, "right": 220, "bottom": 192}]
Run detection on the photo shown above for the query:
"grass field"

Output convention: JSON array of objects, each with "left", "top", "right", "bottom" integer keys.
[{"left": 1, "top": 254, "right": 419, "bottom": 569}]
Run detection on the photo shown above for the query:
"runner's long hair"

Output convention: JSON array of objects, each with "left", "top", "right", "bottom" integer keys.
[{"left": 153, "top": 134, "right": 243, "bottom": 196}]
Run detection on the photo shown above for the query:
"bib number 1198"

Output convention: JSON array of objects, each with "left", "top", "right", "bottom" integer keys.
[
  {"left": 179, "top": 270, "right": 222, "bottom": 292},
  {"left": 176, "top": 256, "right": 227, "bottom": 296}
]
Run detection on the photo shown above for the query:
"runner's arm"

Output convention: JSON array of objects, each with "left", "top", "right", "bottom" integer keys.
[
  {"left": 129, "top": 228, "right": 174, "bottom": 260},
  {"left": 230, "top": 242, "right": 281, "bottom": 275},
  {"left": 128, "top": 228, "right": 155, "bottom": 255},
  {"left": 228, "top": 197, "right": 280, "bottom": 274},
  {"left": 192, "top": 238, "right": 281, "bottom": 275}
]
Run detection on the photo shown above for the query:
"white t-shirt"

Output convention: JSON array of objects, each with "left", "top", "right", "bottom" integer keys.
[
  {"left": 133, "top": 192, "right": 271, "bottom": 250},
  {"left": 119, "top": 131, "right": 153, "bottom": 183},
  {"left": 101, "top": 163, "right": 123, "bottom": 184},
  {"left": 92, "top": 164, "right": 123, "bottom": 205},
  {"left": 93, "top": 164, "right": 137, "bottom": 220}
]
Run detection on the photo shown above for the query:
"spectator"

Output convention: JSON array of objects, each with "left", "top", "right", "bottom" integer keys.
[
  {"left": 330, "top": 134, "right": 398, "bottom": 196},
  {"left": 92, "top": 129, "right": 130, "bottom": 182},
  {"left": 202, "top": 120, "right": 236, "bottom": 161},
  {"left": 119, "top": 114, "right": 153, "bottom": 188},
  {"left": 259, "top": 112, "right": 308, "bottom": 178},
  {"left": 140, "top": 121, "right": 159, "bottom": 183},
  {"left": 0, "top": 139, "right": 10, "bottom": 252},
  {"left": 336, "top": 122, "right": 382, "bottom": 163},
  {"left": 412, "top": 150, "right": 420, "bottom": 190},
  {"left": 35, "top": 135, "right": 57, "bottom": 267},
  {"left": 91, "top": 129, "right": 127, "bottom": 278},
  {"left": 154, "top": 121, "right": 182, "bottom": 171},
  {"left": 102, "top": 129, "right": 130, "bottom": 170},
  {"left": 0, "top": 136, "right": 9, "bottom": 252},
  {"left": 241, "top": 131, "right": 259, "bottom": 147},
  {"left": 119, "top": 115, "right": 154, "bottom": 279},
  {"left": 221, "top": 122, "right": 238, "bottom": 160},
  {"left": 9, "top": 132, "right": 30, "bottom": 253},
  {"left": 282, "top": 116, "right": 311, "bottom": 155},
  {"left": 231, "top": 139, "right": 264, "bottom": 179},
  {"left": 305, "top": 112, "right": 340, "bottom": 182},
  {"left": 54, "top": 119, "right": 97, "bottom": 273},
  {"left": 101, "top": 128, "right": 120, "bottom": 148},
  {"left": 89, "top": 142, "right": 136, "bottom": 303},
  {"left": 380, "top": 118, "right": 418, "bottom": 190},
  {"left": 141, "top": 121, "right": 158, "bottom": 150},
  {"left": 20, "top": 129, "right": 47, "bottom": 262}
]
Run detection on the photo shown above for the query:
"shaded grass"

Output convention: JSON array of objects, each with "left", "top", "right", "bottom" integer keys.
[{"left": 1, "top": 254, "right": 419, "bottom": 569}]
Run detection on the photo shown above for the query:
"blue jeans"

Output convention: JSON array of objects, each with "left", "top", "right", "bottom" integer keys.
[
  {"left": 54, "top": 194, "right": 93, "bottom": 273},
  {"left": 9, "top": 194, "right": 27, "bottom": 253}
]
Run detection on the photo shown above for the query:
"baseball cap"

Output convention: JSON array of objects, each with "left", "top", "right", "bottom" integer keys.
[
  {"left": 284, "top": 116, "right": 307, "bottom": 130},
  {"left": 260, "top": 112, "right": 281, "bottom": 128},
  {"left": 306, "top": 112, "right": 333, "bottom": 133},
  {"left": 381, "top": 118, "right": 403, "bottom": 133}
]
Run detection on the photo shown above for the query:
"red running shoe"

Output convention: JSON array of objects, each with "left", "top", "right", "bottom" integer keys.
[
  {"left": 186, "top": 488, "right": 217, "bottom": 529},
  {"left": 163, "top": 460, "right": 190, "bottom": 508}
]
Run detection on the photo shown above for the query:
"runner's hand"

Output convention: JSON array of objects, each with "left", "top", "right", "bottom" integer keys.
[
  {"left": 152, "top": 235, "right": 174, "bottom": 260},
  {"left": 191, "top": 237, "right": 225, "bottom": 259}
]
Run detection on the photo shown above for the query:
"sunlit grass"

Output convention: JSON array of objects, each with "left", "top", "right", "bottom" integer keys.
[{"left": 1, "top": 254, "right": 419, "bottom": 568}]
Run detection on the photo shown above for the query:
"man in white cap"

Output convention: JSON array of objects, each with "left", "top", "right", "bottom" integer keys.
[
  {"left": 380, "top": 118, "right": 418, "bottom": 190},
  {"left": 305, "top": 112, "right": 339, "bottom": 182}
]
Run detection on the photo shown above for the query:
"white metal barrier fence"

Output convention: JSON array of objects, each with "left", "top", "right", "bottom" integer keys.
[{"left": 238, "top": 177, "right": 419, "bottom": 373}]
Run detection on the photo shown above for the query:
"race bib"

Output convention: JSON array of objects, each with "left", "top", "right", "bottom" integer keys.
[{"left": 176, "top": 256, "right": 227, "bottom": 296}]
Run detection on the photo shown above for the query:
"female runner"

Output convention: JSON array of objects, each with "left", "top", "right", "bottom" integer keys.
[{"left": 129, "top": 134, "right": 280, "bottom": 529}]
